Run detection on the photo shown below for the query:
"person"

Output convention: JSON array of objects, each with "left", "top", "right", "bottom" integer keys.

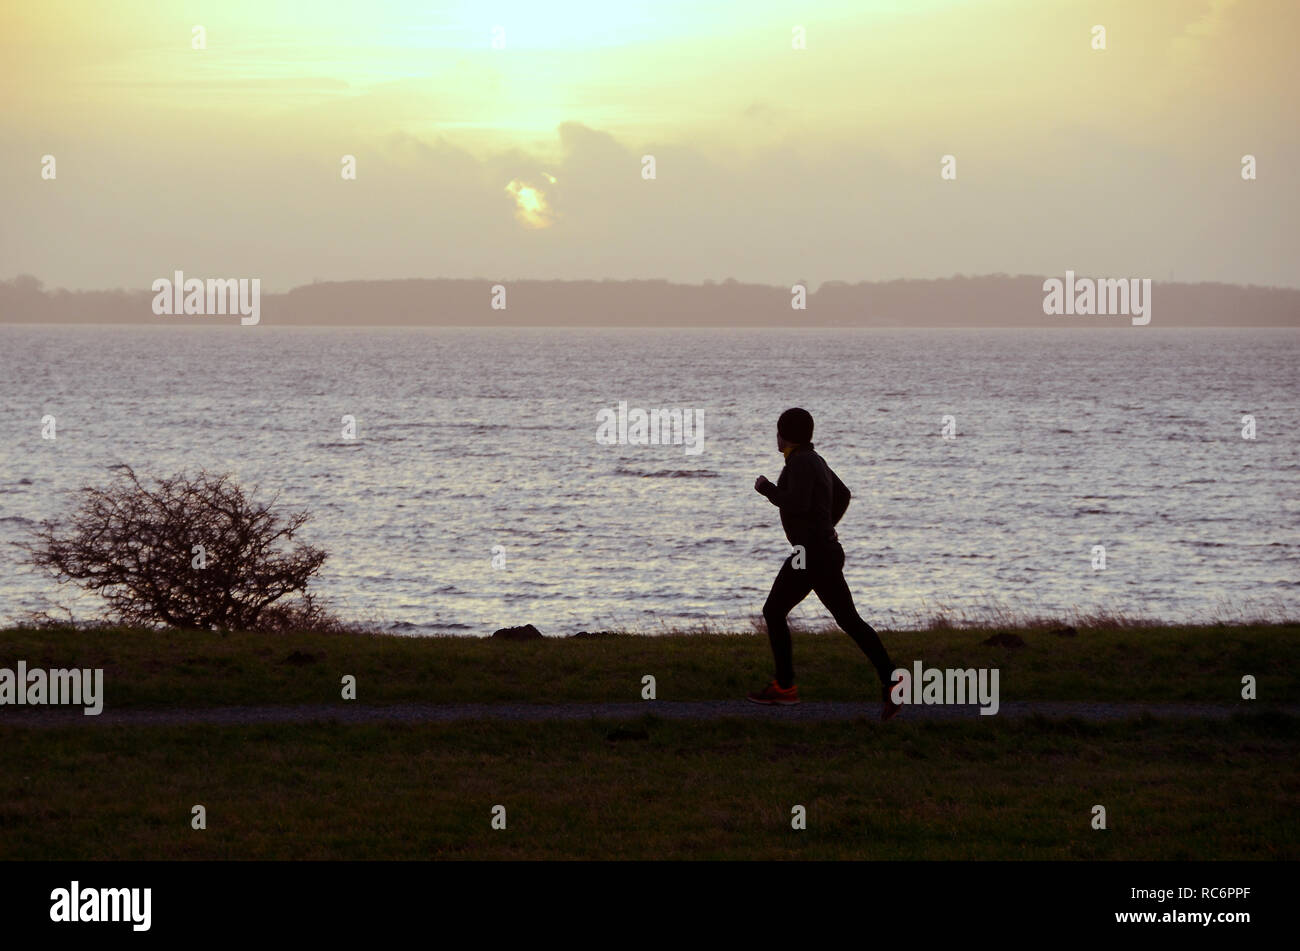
[{"left": 750, "top": 407, "right": 901, "bottom": 721}]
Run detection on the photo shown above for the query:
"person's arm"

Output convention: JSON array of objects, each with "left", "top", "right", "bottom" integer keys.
[
  {"left": 757, "top": 456, "right": 813, "bottom": 514},
  {"left": 830, "top": 468, "right": 851, "bottom": 525}
]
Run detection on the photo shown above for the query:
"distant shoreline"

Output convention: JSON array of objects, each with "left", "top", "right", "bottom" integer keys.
[{"left": 3, "top": 275, "right": 1298, "bottom": 327}]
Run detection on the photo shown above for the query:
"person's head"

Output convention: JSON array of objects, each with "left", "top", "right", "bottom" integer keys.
[{"left": 776, "top": 407, "right": 814, "bottom": 452}]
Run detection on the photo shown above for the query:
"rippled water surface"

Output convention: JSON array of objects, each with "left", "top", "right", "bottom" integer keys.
[{"left": 1, "top": 325, "right": 1296, "bottom": 633}]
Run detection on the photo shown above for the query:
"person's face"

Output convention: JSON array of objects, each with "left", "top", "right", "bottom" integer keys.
[{"left": 777, "top": 432, "right": 790, "bottom": 452}]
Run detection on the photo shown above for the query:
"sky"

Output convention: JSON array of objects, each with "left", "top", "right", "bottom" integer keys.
[{"left": 2, "top": 0, "right": 1297, "bottom": 291}]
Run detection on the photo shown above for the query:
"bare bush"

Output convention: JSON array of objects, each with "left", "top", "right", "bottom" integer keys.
[{"left": 23, "top": 465, "right": 331, "bottom": 632}]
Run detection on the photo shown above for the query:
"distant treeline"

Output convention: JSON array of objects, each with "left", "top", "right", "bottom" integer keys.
[{"left": 2, "top": 274, "right": 1297, "bottom": 327}]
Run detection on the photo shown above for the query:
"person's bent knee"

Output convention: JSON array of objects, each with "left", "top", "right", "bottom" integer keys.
[{"left": 831, "top": 611, "right": 868, "bottom": 635}]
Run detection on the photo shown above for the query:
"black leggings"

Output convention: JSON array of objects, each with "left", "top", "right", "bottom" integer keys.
[{"left": 762, "top": 541, "right": 894, "bottom": 689}]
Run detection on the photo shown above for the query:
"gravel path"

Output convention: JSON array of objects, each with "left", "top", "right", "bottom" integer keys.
[{"left": 1, "top": 700, "right": 1288, "bottom": 728}]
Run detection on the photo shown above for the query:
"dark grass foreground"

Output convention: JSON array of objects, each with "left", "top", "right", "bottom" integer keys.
[
  {"left": 0, "top": 715, "right": 1294, "bottom": 860},
  {"left": 1, "top": 622, "right": 1295, "bottom": 860}
]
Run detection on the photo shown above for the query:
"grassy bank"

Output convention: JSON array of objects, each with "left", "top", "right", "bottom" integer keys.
[
  {"left": 0, "top": 621, "right": 1295, "bottom": 708},
  {"left": 1, "top": 714, "right": 1294, "bottom": 860},
  {"left": 3, "top": 621, "right": 1294, "bottom": 861}
]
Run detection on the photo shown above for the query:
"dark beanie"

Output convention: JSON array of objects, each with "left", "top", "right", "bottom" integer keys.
[{"left": 777, "top": 407, "right": 814, "bottom": 444}]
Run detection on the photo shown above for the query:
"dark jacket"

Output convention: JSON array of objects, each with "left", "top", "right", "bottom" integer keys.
[{"left": 758, "top": 443, "right": 851, "bottom": 548}]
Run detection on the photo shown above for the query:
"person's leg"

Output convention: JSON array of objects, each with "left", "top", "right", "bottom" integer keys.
[
  {"left": 811, "top": 543, "right": 895, "bottom": 687},
  {"left": 762, "top": 555, "right": 814, "bottom": 688}
]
